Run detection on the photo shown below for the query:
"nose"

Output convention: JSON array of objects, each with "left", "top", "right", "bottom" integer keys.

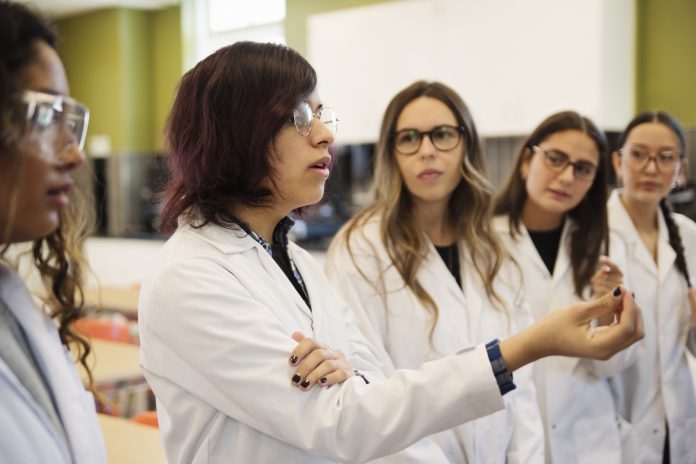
[
  {"left": 59, "top": 140, "right": 86, "bottom": 171},
  {"left": 418, "top": 134, "right": 437, "bottom": 158},
  {"left": 311, "top": 117, "right": 334, "bottom": 147},
  {"left": 643, "top": 156, "right": 659, "bottom": 173},
  {"left": 558, "top": 163, "right": 575, "bottom": 183}
]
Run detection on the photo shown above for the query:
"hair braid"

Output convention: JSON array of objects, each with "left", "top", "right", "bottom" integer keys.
[{"left": 660, "top": 198, "right": 692, "bottom": 287}]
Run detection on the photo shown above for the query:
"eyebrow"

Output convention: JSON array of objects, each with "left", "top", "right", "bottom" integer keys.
[{"left": 628, "top": 143, "right": 680, "bottom": 152}]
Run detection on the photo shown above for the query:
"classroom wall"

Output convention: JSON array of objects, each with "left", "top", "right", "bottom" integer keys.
[
  {"left": 56, "top": 6, "right": 182, "bottom": 154},
  {"left": 636, "top": 0, "right": 696, "bottom": 126}
]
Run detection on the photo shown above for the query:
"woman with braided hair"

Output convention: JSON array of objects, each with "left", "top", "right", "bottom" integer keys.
[{"left": 609, "top": 111, "right": 696, "bottom": 464}]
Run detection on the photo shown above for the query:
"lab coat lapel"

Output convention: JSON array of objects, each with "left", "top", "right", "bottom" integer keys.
[
  {"left": 460, "top": 249, "right": 483, "bottom": 341},
  {"left": 551, "top": 221, "right": 572, "bottom": 287},
  {"left": 518, "top": 226, "right": 551, "bottom": 279},
  {"left": 608, "top": 190, "right": 658, "bottom": 279},
  {"left": 0, "top": 269, "right": 95, "bottom": 463},
  {"left": 656, "top": 210, "right": 677, "bottom": 286},
  {"left": 255, "top": 244, "right": 314, "bottom": 323}
]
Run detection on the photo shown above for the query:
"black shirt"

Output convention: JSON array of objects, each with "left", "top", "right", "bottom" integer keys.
[
  {"left": 434, "top": 243, "right": 461, "bottom": 288},
  {"left": 528, "top": 225, "right": 563, "bottom": 274}
]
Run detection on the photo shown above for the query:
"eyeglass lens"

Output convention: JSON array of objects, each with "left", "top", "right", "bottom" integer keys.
[{"left": 393, "top": 125, "right": 462, "bottom": 154}]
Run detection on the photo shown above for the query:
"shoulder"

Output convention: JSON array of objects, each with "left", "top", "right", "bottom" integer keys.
[
  {"left": 328, "top": 214, "right": 384, "bottom": 260},
  {"left": 491, "top": 214, "right": 512, "bottom": 234}
]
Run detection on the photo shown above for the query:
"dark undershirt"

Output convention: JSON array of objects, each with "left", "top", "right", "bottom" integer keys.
[
  {"left": 528, "top": 225, "right": 563, "bottom": 274},
  {"left": 434, "top": 243, "right": 461, "bottom": 288}
]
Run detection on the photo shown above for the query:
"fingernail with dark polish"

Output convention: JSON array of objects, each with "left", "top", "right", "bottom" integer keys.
[
  {"left": 300, "top": 379, "right": 310, "bottom": 388},
  {"left": 292, "top": 374, "right": 301, "bottom": 384},
  {"left": 320, "top": 377, "right": 327, "bottom": 384},
  {"left": 613, "top": 286, "right": 622, "bottom": 297},
  {"left": 290, "top": 355, "right": 298, "bottom": 364},
  {"left": 632, "top": 291, "right": 636, "bottom": 299}
]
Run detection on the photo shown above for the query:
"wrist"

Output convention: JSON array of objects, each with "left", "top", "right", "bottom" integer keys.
[{"left": 500, "top": 321, "right": 549, "bottom": 372}]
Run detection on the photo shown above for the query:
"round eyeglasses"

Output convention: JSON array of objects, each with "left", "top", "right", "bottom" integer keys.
[
  {"left": 291, "top": 101, "right": 338, "bottom": 137},
  {"left": 531, "top": 146, "right": 598, "bottom": 180},
  {"left": 20, "top": 90, "right": 90, "bottom": 151},
  {"left": 619, "top": 147, "right": 682, "bottom": 172},
  {"left": 391, "top": 125, "right": 464, "bottom": 155}
]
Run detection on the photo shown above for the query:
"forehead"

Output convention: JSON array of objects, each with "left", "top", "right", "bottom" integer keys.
[
  {"left": 625, "top": 122, "right": 679, "bottom": 149},
  {"left": 396, "top": 96, "right": 457, "bottom": 130},
  {"left": 14, "top": 40, "right": 69, "bottom": 95},
  {"left": 539, "top": 129, "right": 600, "bottom": 162}
]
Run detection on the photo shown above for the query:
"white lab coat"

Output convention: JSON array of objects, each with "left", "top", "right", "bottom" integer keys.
[
  {"left": 138, "top": 219, "right": 506, "bottom": 464},
  {"left": 607, "top": 190, "right": 696, "bottom": 464},
  {"left": 493, "top": 215, "right": 637, "bottom": 464},
  {"left": 0, "top": 264, "right": 105, "bottom": 464},
  {"left": 324, "top": 217, "right": 544, "bottom": 464}
]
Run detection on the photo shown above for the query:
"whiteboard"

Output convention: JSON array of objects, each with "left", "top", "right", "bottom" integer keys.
[{"left": 308, "top": 0, "right": 635, "bottom": 143}]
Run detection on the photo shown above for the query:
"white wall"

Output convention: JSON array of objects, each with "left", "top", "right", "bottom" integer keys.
[{"left": 308, "top": 0, "right": 635, "bottom": 143}]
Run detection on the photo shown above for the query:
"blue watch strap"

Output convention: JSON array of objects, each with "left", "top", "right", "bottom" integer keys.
[{"left": 486, "top": 339, "right": 516, "bottom": 395}]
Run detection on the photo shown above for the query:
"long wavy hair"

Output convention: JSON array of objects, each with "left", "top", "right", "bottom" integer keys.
[
  {"left": 494, "top": 111, "right": 609, "bottom": 297},
  {"left": 0, "top": 0, "right": 95, "bottom": 387},
  {"left": 333, "top": 81, "right": 508, "bottom": 335},
  {"left": 616, "top": 110, "right": 691, "bottom": 287}
]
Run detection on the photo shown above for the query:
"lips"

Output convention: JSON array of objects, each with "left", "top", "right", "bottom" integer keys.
[
  {"left": 417, "top": 169, "right": 442, "bottom": 181},
  {"left": 308, "top": 155, "right": 331, "bottom": 177},
  {"left": 547, "top": 188, "right": 570, "bottom": 199}
]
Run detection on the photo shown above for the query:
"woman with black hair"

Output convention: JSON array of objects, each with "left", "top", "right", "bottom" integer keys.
[
  {"left": 0, "top": 1, "right": 104, "bottom": 462},
  {"left": 609, "top": 111, "right": 696, "bottom": 464},
  {"left": 138, "top": 41, "right": 643, "bottom": 463}
]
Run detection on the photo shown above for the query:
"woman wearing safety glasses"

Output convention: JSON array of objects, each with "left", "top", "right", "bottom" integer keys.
[
  {"left": 138, "top": 42, "right": 642, "bottom": 463},
  {"left": 0, "top": 1, "right": 105, "bottom": 462},
  {"left": 324, "top": 81, "right": 544, "bottom": 463},
  {"left": 608, "top": 111, "right": 696, "bottom": 464},
  {"left": 493, "top": 111, "right": 640, "bottom": 463}
]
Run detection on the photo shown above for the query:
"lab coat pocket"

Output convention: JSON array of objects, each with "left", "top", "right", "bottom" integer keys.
[{"left": 573, "top": 414, "right": 621, "bottom": 464}]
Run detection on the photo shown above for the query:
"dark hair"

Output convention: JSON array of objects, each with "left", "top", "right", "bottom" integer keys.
[
  {"left": 617, "top": 110, "right": 691, "bottom": 287},
  {"left": 160, "top": 41, "right": 317, "bottom": 233},
  {"left": 0, "top": 0, "right": 94, "bottom": 386},
  {"left": 0, "top": 0, "right": 56, "bottom": 151},
  {"left": 494, "top": 111, "right": 609, "bottom": 297}
]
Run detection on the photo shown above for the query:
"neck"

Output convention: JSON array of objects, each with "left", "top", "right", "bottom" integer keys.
[
  {"left": 619, "top": 192, "right": 659, "bottom": 232},
  {"left": 231, "top": 205, "right": 287, "bottom": 243},
  {"left": 521, "top": 200, "right": 564, "bottom": 231},
  {"left": 412, "top": 198, "right": 455, "bottom": 246}
]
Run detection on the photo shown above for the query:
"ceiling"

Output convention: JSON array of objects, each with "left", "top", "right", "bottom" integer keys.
[{"left": 16, "top": 0, "right": 179, "bottom": 18}]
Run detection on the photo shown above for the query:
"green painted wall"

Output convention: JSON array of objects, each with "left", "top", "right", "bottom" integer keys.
[
  {"left": 636, "top": 0, "right": 696, "bottom": 125},
  {"left": 56, "top": 6, "right": 182, "bottom": 153},
  {"left": 150, "top": 7, "right": 183, "bottom": 151},
  {"left": 285, "top": 0, "right": 398, "bottom": 55}
]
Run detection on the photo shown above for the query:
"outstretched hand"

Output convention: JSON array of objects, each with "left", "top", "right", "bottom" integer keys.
[{"left": 501, "top": 286, "right": 644, "bottom": 372}]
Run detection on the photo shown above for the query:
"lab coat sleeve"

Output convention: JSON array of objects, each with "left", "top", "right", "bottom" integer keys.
[
  {"left": 503, "top": 289, "right": 545, "bottom": 463},
  {"left": 141, "top": 257, "right": 504, "bottom": 463}
]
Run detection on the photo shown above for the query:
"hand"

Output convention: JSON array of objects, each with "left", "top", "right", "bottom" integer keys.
[
  {"left": 501, "top": 286, "right": 644, "bottom": 371},
  {"left": 688, "top": 288, "right": 696, "bottom": 330},
  {"left": 590, "top": 256, "right": 624, "bottom": 299},
  {"left": 288, "top": 332, "right": 354, "bottom": 391}
]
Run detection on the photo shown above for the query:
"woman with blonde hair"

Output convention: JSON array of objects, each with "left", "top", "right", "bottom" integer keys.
[
  {"left": 325, "top": 81, "right": 544, "bottom": 462},
  {"left": 0, "top": 1, "right": 104, "bottom": 462}
]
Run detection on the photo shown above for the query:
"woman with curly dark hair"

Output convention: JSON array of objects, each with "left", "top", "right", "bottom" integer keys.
[{"left": 0, "top": 1, "right": 104, "bottom": 462}]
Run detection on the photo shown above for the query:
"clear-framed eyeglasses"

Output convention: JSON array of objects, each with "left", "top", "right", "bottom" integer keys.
[
  {"left": 619, "top": 146, "right": 682, "bottom": 172},
  {"left": 391, "top": 125, "right": 465, "bottom": 155},
  {"left": 531, "top": 145, "right": 598, "bottom": 180},
  {"left": 291, "top": 101, "right": 338, "bottom": 137},
  {"left": 18, "top": 90, "right": 90, "bottom": 151}
]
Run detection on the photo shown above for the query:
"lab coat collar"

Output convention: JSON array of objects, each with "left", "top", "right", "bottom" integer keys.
[
  {"left": 492, "top": 214, "right": 573, "bottom": 284},
  {"left": 0, "top": 265, "right": 103, "bottom": 463},
  {"left": 608, "top": 189, "right": 675, "bottom": 282}
]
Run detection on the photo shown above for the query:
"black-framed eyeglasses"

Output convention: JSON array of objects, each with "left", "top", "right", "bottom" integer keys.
[
  {"left": 619, "top": 147, "right": 682, "bottom": 172},
  {"left": 291, "top": 101, "right": 338, "bottom": 137},
  {"left": 531, "top": 146, "right": 598, "bottom": 180},
  {"left": 391, "top": 125, "right": 465, "bottom": 155}
]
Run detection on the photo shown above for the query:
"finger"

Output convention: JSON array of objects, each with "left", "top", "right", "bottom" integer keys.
[
  {"left": 292, "top": 347, "right": 333, "bottom": 388},
  {"left": 592, "top": 290, "right": 643, "bottom": 358},
  {"left": 292, "top": 331, "right": 305, "bottom": 343},
  {"left": 288, "top": 336, "right": 321, "bottom": 366},
  {"left": 300, "top": 359, "right": 348, "bottom": 389},
  {"left": 577, "top": 285, "right": 624, "bottom": 323},
  {"left": 317, "top": 369, "right": 354, "bottom": 388}
]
